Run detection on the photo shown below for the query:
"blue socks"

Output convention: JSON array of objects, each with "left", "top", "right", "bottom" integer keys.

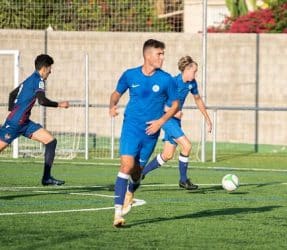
[
  {"left": 126, "top": 154, "right": 166, "bottom": 193},
  {"left": 178, "top": 153, "right": 189, "bottom": 182},
  {"left": 114, "top": 172, "right": 130, "bottom": 206},
  {"left": 128, "top": 177, "right": 141, "bottom": 193},
  {"left": 142, "top": 154, "right": 165, "bottom": 176},
  {"left": 43, "top": 139, "right": 57, "bottom": 180}
]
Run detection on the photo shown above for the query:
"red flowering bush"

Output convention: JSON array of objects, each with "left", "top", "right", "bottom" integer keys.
[{"left": 208, "top": 2, "right": 287, "bottom": 33}]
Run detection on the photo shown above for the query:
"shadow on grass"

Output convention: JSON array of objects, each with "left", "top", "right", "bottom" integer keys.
[
  {"left": 127, "top": 205, "right": 282, "bottom": 228},
  {"left": 0, "top": 193, "right": 54, "bottom": 200},
  {"left": 0, "top": 185, "right": 114, "bottom": 200}
]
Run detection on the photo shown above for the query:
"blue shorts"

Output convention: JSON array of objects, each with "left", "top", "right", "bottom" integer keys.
[
  {"left": 162, "top": 117, "right": 184, "bottom": 145},
  {"left": 120, "top": 122, "right": 160, "bottom": 167},
  {"left": 0, "top": 120, "right": 42, "bottom": 144}
]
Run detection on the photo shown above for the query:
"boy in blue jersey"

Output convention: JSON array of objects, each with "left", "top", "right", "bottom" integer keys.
[
  {"left": 109, "top": 39, "right": 179, "bottom": 227},
  {"left": 0, "top": 54, "right": 69, "bottom": 186},
  {"left": 123, "top": 56, "right": 212, "bottom": 215}
]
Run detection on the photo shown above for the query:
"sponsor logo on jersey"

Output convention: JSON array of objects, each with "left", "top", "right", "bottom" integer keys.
[
  {"left": 188, "top": 84, "right": 193, "bottom": 90},
  {"left": 152, "top": 84, "right": 160, "bottom": 92},
  {"left": 39, "top": 80, "right": 45, "bottom": 89},
  {"left": 131, "top": 83, "right": 140, "bottom": 88}
]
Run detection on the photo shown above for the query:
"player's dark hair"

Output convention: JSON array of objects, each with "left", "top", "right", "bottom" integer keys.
[
  {"left": 34, "top": 54, "right": 54, "bottom": 71},
  {"left": 143, "top": 39, "right": 165, "bottom": 54}
]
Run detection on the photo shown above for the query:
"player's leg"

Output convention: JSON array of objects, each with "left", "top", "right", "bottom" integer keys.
[
  {"left": 27, "top": 123, "right": 64, "bottom": 186},
  {"left": 0, "top": 140, "right": 9, "bottom": 153},
  {"left": 123, "top": 135, "right": 159, "bottom": 216},
  {"left": 113, "top": 155, "right": 134, "bottom": 227},
  {"left": 113, "top": 124, "right": 140, "bottom": 227},
  {"left": 142, "top": 118, "right": 180, "bottom": 178},
  {"left": 122, "top": 160, "right": 141, "bottom": 216},
  {"left": 0, "top": 121, "right": 19, "bottom": 152},
  {"left": 174, "top": 135, "right": 198, "bottom": 190},
  {"left": 142, "top": 140, "right": 176, "bottom": 177}
]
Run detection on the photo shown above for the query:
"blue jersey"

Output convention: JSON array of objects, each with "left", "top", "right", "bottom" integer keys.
[
  {"left": 7, "top": 71, "right": 45, "bottom": 125},
  {"left": 116, "top": 66, "right": 178, "bottom": 130},
  {"left": 166, "top": 74, "right": 199, "bottom": 111}
]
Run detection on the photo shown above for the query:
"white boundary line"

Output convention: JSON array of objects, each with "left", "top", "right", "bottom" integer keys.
[
  {"left": 0, "top": 188, "right": 146, "bottom": 216},
  {"left": 0, "top": 181, "right": 286, "bottom": 216},
  {"left": 1, "top": 182, "right": 287, "bottom": 192},
  {"left": 1, "top": 159, "right": 287, "bottom": 172},
  {"left": 0, "top": 207, "right": 114, "bottom": 216}
]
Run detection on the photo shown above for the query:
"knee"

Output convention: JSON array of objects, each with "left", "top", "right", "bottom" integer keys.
[
  {"left": 161, "top": 152, "right": 174, "bottom": 161},
  {"left": 46, "top": 138, "right": 57, "bottom": 148},
  {"left": 182, "top": 141, "right": 192, "bottom": 155}
]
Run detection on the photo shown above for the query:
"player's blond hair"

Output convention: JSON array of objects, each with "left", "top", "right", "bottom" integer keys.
[{"left": 178, "top": 56, "right": 197, "bottom": 72}]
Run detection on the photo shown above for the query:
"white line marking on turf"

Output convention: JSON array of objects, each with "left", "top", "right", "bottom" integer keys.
[
  {"left": 33, "top": 190, "right": 115, "bottom": 198},
  {"left": 0, "top": 185, "right": 104, "bottom": 191},
  {"left": 1, "top": 181, "right": 286, "bottom": 192},
  {"left": 0, "top": 207, "right": 114, "bottom": 216},
  {"left": 201, "top": 166, "right": 287, "bottom": 172},
  {"left": 70, "top": 192, "right": 115, "bottom": 198},
  {"left": 0, "top": 198, "right": 147, "bottom": 216},
  {"left": 2, "top": 159, "right": 287, "bottom": 173},
  {"left": 0, "top": 187, "right": 146, "bottom": 216}
]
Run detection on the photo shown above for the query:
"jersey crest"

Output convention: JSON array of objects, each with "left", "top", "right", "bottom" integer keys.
[{"left": 152, "top": 84, "right": 160, "bottom": 92}]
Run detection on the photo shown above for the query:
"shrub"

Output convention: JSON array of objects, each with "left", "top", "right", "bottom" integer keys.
[{"left": 208, "top": 1, "right": 287, "bottom": 33}]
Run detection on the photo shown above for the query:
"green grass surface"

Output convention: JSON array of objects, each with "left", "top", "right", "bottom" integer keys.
[{"left": 0, "top": 155, "right": 287, "bottom": 250}]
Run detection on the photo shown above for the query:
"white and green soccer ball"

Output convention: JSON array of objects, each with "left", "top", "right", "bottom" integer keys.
[{"left": 222, "top": 174, "right": 239, "bottom": 192}]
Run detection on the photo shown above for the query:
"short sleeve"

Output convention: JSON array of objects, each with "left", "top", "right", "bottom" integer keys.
[
  {"left": 190, "top": 80, "right": 199, "bottom": 95},
  {"left": 35, "top": 79, "right": 45, "bottom": 93},
  {"left": 167, "top": 77, "right": 178, "bottom": 102},
  {"left": 115, "top": 71, "right": 129, "bottom": 94}
]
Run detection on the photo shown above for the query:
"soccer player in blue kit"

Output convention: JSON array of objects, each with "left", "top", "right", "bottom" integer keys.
[
  {"left": 142, "top": 56, "right": 212, "bottom": 186},
  {"left": 109, "top": 39, "right": 179, "bottom": 227},
  {"left": 123, "top": 56, "right": 212, "bottom": 215},
  {"left": 0, "top": 54, "right": 69, "bottom": 185}
]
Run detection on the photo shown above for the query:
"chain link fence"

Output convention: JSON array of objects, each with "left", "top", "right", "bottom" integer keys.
[{"left": 0, "top": 0, "right": 183, "bottom": 32}]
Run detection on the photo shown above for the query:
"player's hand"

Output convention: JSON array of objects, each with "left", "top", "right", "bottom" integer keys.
[
  {"left": 109, "top": 105, "right": 119, "bottom": 117},
  {"left": 146, "top": 120, "right": 162, "bottom": 135},
  {"left": 207, "top": 121, "right": 212, "bottom": 133},
  {"left": 58, "top": 101, "right": 69, "bottom": 108}
]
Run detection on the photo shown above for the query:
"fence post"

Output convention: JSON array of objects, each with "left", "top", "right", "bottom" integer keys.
[
  {"left": 212, "top": 109, "right": 217, "bottom": 163},
  {"left": 111, "top": 117, "right": 115, "bottom": 159},
  {"left": 85, "top": 53, "right": 89, "bottom": 160}
]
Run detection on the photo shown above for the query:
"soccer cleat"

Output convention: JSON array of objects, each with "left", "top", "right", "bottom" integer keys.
[
  {"left": 42, "top": 176, "right": 65, "bottom": 186},
  {"left": 122, "top": 191, "right": 134, "bottom": 216},
  {"left": 113, "top": 216, "right": 125, "bottom": 228},
  {"left": 179, "top": 178, "right": 198, "bottom": 190}
]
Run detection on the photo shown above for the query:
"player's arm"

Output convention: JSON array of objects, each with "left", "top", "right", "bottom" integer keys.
[
  {"left": 8, "top": 85, "right": 20, "bottom": 111},
  {"left": 193, "top": 94, "right": 212, "bottom": 133},
  {"left": 165, "top": 105, "right": 183, "bottom": 119},
  {"left": 36, "top": 91, "right": 69, "bottom": 108},
  {"left": 109, "top": 91, "right": 122, "bottom": 117},
  {"left": 146, "top": 100, "right": 179, "bottom": 135}
]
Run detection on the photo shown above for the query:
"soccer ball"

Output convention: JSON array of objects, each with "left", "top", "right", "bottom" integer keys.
[{"left": 222, "top": 174, "right": 239, "bottom": 192}]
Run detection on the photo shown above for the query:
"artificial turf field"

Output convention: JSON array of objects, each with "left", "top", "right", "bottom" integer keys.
[{"left": 0, "top": 154, "right": 286, "bottom": 250}]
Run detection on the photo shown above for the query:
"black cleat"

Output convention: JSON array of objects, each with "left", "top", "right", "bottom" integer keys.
[
  {"left": 42, "top": 176, "right": 65, "bottom": 186},
  {"left": 179, "top": 178, "right": 198, "bottom": 190}
]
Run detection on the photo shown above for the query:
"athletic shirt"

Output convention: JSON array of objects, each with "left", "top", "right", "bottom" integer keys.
[
  {"left": 116, "top": 66, "right": 178, "bottom": 129},
  {"left": 7, "top": 71, "right": 45, "bottom": 125},
  {"left": 165, "top": 73, "right": 199, "bottom": 111}
]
